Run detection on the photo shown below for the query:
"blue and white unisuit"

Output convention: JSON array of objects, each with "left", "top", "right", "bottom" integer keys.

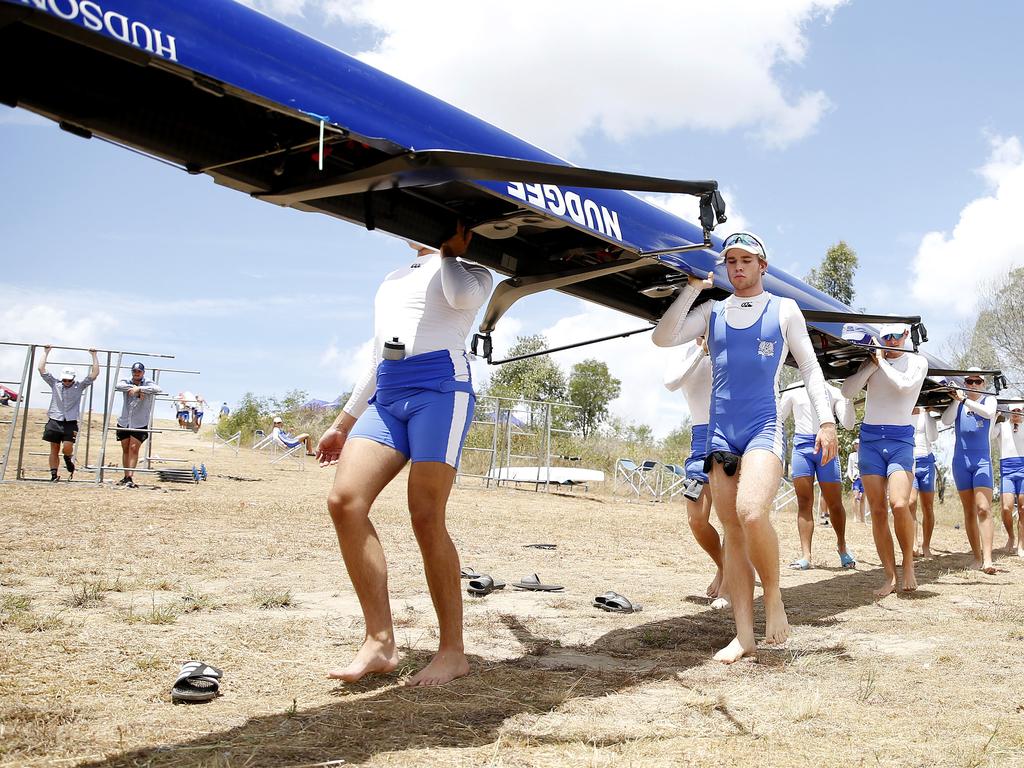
[
  {"left": 841, "top": 351, "right": 929, "bottom": 479},
  {"left": 998, "top": 419, "right": 1024, "bottom": 497},
  {"left": 948, "top": 397, "right": 994, "bottom": 491},
  {"left": 349, "top": 350, "right": 475, "bottom": 467},
  {"left": 706, "top": 294, "right": 786, "bottom": 459}
]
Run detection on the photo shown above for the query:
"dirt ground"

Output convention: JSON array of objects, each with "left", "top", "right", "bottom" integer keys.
[{"left": 2, "top": 412, "right": 1024, "bottom": 767}]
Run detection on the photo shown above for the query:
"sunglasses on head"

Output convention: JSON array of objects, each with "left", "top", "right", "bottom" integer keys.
[{"left": 720, "top": 232, "right": 766, "bottom": 257}]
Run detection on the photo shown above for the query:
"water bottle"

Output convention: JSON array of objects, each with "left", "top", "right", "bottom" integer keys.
[{"left": 382, "top": 337, "right": 405, "bottom": 360}]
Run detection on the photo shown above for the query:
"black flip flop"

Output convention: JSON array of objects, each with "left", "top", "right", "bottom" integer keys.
[
  {"left": 467, "top": 575, "right": 506, "bottom": 596},
  {"left": 171, "top": 661, "right": 223, "bottom": 703},
  {"left": 593, "top": 591, "right": 621, "bottom": 608},
  {"left": 599, "top": 594, "right": 642, "bottom": 614},
  {"left": 512, "top": 574, "right": 564, "bottom": 592},
  {"left": 460, "top": 567, "right": 481, "bottom": 579}
]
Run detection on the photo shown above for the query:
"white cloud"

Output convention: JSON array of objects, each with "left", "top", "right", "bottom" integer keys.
[
  {"left": 245, "top": 0, "right": 844, "bottom": 155},
  {"left": 524, "top": 301, "right": 686, "bottom": 437},
  {"left": 909, "top": 134, "right": 1024, "bottom": 320},
  {"left": 0, "top": 302, "right": 120, "bottom": 391},
  {"left": 640, "top": 188, "right": 750, "bottom": 240}
]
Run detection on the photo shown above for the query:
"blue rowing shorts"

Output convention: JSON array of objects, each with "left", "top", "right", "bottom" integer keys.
[
  {"left": 349, "top": 350, "right": 475, "bottom": 468},
  {"left": 791, "top": 433, "right": 841, "bottom": 483},
  {"left": 685, "top": 423, "right": 709, "bottom": 482},
  {"left": 859, "top": 423, "right": 914, "bottom": 477},
  {"left": 1000, "top": 457, "right": 1024, "bottom": 497},
  {"left": 913, "top": 454, "right": 935, "bottom": 493},
  {"left": 952, "top": 450, "right": 992, "bottom": 492}
]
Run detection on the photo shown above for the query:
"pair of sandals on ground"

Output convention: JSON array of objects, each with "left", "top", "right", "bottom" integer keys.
[
  {"left": 115, "top": 476, "right": 139, "bottom": 488},
  {"left": 461, "top": 568, "right": 642, "bottom": 614}
]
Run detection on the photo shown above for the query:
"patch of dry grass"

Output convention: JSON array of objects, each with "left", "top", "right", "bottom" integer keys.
[{"left": 2, "top": 411, "right": 1024, "bottom": 767}]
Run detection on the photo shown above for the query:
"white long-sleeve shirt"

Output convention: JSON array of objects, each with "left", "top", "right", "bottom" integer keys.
[
  {"left": 997, "top": 419, "right": 1024, "bottom": 460},
  {"left": 663, "top": 342, "right": 712, "bottom": 426},
  {"left": 779, "top": 383, "right": 854, "bottom": 435},
  {"left": 840, "top": 353, "right": 928, "bottom": 427},
  {"left": 912, "top": 410, "right": 939, "bottom": 458},
  {"left": 344, "top": 253, "right": 493, "bottom": 418},
  {"left": 941, "top": 395, "right": 997, "bottom": 428},
  {"left": 652, "top": 285, "right": 834, "bottom": 426},
  {"left": 847, "top": 452, "right": 860, "bottom": 482}
]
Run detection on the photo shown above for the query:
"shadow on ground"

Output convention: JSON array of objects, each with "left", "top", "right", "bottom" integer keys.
[{"left": 81, "top": 549, "right": 985, "bottom": 767}]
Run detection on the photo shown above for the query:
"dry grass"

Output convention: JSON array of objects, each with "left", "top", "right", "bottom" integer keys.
[{"left": 1, "top": 412, "right": 1024, "bottom": 767}]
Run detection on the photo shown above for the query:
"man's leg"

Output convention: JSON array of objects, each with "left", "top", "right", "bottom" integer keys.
[
  {"left": 909, "top": 484, "right": 920, "bottom": 556},
  {"left": 975, "top": 486, "right": 995, "bottom": 574},
  {"left": 863, "top": 475, "right": 897, "bottom": 597},
  {"left": 326, "top": 438, "right": 408, "bottom": 681},
  {"left": 1000, "top": 492, "right": 1016, "bottom": 553},
  {"left": 119, "top": 438, "right": 131, "bottom": 481},
  {"left": 405, "top": 461, "right": 470, "bottom": 687},
  {"left": 792, "top": 475, "right": 815, "bottom": 565},
  {"left": 1016, "top": 494, "right": 1024, "bottom": 557},
  {"left": 887, "top": 471, "right": 916, "bottom": 591},
  {"left": 919, "top": 491, "right": 935, "bottom": 557},
  {"left": 61, "top": 440, "right": 75, "bottom": 478},
  {"left": 958, "top": 489, "right": 982, "bottom": 566},
  {"left": 47, "top": 440, "right": 60, "bottom": 475},
  {"left": 126, "top": 438, "right": 142, "bottom": 480},
  {"left": 709, "top": 463, "right": 751, "bottom": 663},
  {"left": 686, "top": 487, "right": 725, "bottom": 599},
  {"left": 819, "top": 481, "right": 850, "bottom": 560},
  {"left": 734, "top": 450, "right": 787, "bottom": 644}
]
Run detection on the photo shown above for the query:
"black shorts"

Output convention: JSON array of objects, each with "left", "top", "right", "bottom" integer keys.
[
  {"left": 43, "top": 418, "right": 78, "bottom": 444},
  {"left": 116, "top": 428, "right": 149, "bottom": 444}
]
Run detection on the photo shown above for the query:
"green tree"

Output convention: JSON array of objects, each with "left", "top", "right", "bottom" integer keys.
[
  {"left": 806, "top": 240, "right": 859, "bottom": 307},
  {"left": 485, "top": 334, "right": 567, "bottom": 407},
  {"left": 567, "top": 358, "right": 621, "bottom": 437}
]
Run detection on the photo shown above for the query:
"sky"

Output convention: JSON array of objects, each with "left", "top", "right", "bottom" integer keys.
[{"left": 3, "top": 0, "right": 1024, "bottom": 440}]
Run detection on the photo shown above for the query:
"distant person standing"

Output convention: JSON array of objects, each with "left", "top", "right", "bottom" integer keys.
[
  {"left": 219, "top": 401, "right": 230, "bottom": 420},
  {"left": 114, "top": 362, "right": 162, "bottom": 487},
  {"left": 175, "top": 392, "right": 191, "bottom": 429},
  {"left": 192, "top": 394, "right": 207, "bottom": 430},
  {"left": 38, "top": 346, "right": 99, "bottom": 481},
  {"left": 847, "top": 437, "right": 865, "bottom": 523}
]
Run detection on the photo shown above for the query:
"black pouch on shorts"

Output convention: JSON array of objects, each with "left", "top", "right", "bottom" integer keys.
[{"left": 704, "top": 450, "right": 741, "bottom": 477}]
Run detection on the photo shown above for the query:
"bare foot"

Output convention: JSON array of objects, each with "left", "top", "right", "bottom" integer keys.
[
  {"left": 405, "top": 649, "right": 470, "bottom": 687},
  {"left": 1017, "top": 545, "right": 1024, "bottom": 558},
  {"left": 327, "top": 638, "right": 399, "bottom": 682},
  {"left": 981, "top": 561, "right": 996, "bottom": 575},
  {"left": 920, "top": 547, "right": 932, "bottom": 559},
  {"left": 913, "top": 545, "right": 922, "bottom": 558},
  {"left": 874, "top": 575, "right": 897, "bottom": 599},
  {"left": 764, "top": 593, "right": 789, "bottom": 645},
  {"left": 901, "top": 563, "right": 918, "bottom": 592},
  {"left": 1004, "top": 541, "right": 1016, "bottom": 554},
  {"left": 713, "top": 636, "right": 756, "bottom": 664},
  {"left": 710, "top": 595, "right": 730, "bottom": 610},
  {"left": 707, "top": 569, "right": 724, "bottom": 598}
]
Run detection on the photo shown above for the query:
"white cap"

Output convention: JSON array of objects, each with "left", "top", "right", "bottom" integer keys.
[
  {"left": 717, "top": 232, "right": 767, "bottom": 263},
  {"left": 272, "top": 416, "right": 283, "bottom": 424},
  {"left": 60, "top": 367, "right": 77, "bottom": 380},
  {"left": 965, "top": 366, "right": 986, "bottom": 380},
  {"left": 878, "top": 322, "right": 908, "bottom": 338}
]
